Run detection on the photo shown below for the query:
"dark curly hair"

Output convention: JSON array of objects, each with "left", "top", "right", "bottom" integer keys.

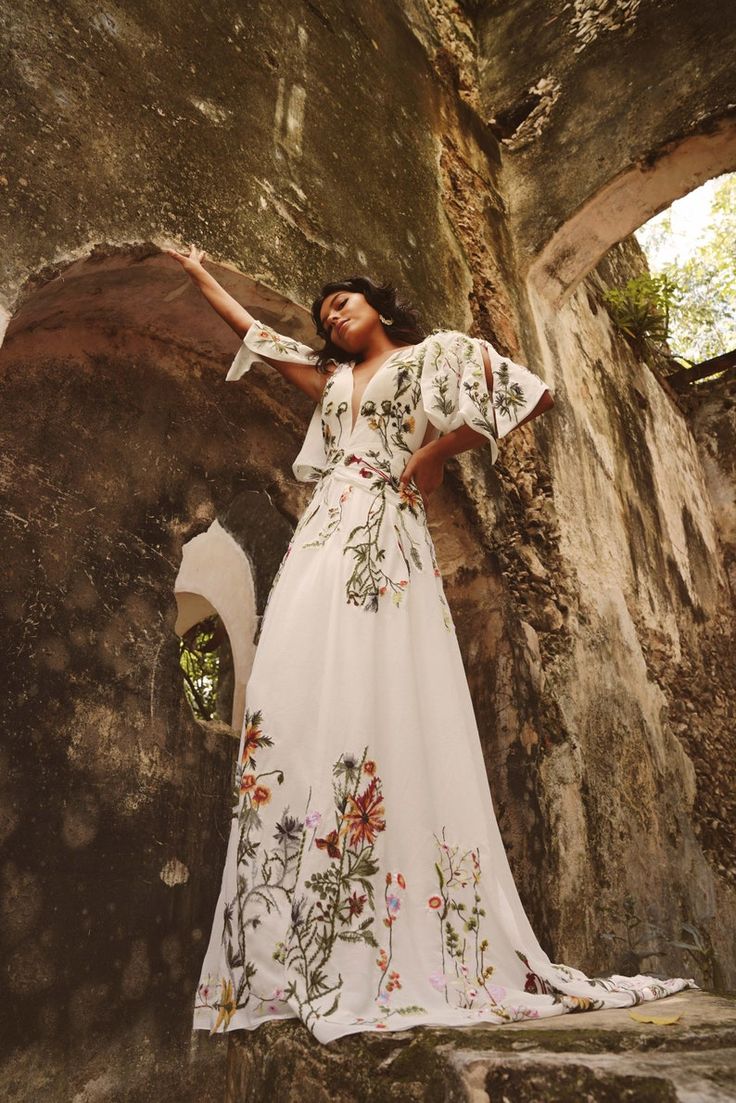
[{"left": 310, "top": 275, "right": 425, "bottom": 373}]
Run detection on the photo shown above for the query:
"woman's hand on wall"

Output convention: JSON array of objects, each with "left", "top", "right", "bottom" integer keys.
[
  {"left": 164, "top": 243, "right": 256, "bottom": 339},
  {"left": 165, "top": 243, "right": 207, "bottom": 275}
]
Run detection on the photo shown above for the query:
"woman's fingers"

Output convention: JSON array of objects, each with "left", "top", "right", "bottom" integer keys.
[{"left": 164, "top": 244, "right": 206, "bottom": 267}]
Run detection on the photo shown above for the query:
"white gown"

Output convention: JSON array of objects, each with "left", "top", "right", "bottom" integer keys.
[{"left": 192, "top": 322, "right": 697, "bottom": 1044}]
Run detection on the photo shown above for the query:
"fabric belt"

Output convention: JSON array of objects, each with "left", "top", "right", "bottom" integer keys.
[{"left": 321, "top": 462, "right": 425, "bottom": 515}]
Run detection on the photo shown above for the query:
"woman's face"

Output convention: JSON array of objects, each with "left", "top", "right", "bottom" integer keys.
[{"left": 318, "top": 290, "right": 381, "bottom": 352}]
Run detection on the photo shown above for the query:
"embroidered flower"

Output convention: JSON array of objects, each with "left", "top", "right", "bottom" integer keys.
[
  {"left": 273, "top": 814, "right": 304, "bottom": 843},
  {"left": 429, "top": 970, "right": 447, "bottom": 991},
  {"left": 363, "top": 760, "right": 377, "bottom": 775},
  {"left": 342, "top": 777, "right": 386, "bottom": 847},
  {"left": 386, "top": 893, "right": 401, "bottom": 915},
  {"left": 241, "top": 719, "right": 263, "bottom": 763},
  {"left": 240, "top": 773, "right": 257, "bottom": 793},
  {"left": 428, "top": 895, "right": 443, "bottom": 910},
  {"left": 210, "top": 979, "right": 237, "bottom": 1034},
  {"left": 315, "top": 829, "right": 342, "bottom": 860},
  {"left": 305, "top": 810, "right": 322, "bottom": 829},
  {"left": 396, "top": 873, "right": 406, "bottom": 889},
  {"left": 344, "top": 890, "right": 367, "bottom": 919},
  {"left": 398, "top": 480, "right": 422, "bottom": 513},
  {"left": 252, "top": 785, "right": 271, "bottom": 807}
]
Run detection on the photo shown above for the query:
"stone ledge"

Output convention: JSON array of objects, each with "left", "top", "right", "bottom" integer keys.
[{"left": 225, "top": 991, "right": 736, "bottom": 1102}]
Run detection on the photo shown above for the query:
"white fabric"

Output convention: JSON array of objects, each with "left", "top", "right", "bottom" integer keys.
[{"left": 193, "top": 323, "right": 697, "bottom": 1045}]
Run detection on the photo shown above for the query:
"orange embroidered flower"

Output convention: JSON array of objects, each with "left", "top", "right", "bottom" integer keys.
[
  {"left": 397, "top": 873, "right": 406, "bottom": 889},
  {"left": 342, "top": 778, "right": 386, "bottom": 847},
  {"left": 398, "top": 481, "right": 422, "bottom": 510},
  {"left": 385, "top": 872, "right": 392, "bottom": 885},
  {"left": 363, "top": 760, "right": 377, "bottom": 775},
  {"left": 428, "top": 895, "right": 443, "bottom": 910},
  {"left": 251, "top": 784, "right": 271, "bottom": 807},
  {"left": 241, "top": 721, "right": 262, "bottom": 763},
  {"left": 315, "top": 829, "right": 342, "bottom": 860},
  {"left": 240, "top": 773, "right": 257, "bottom": 793}
]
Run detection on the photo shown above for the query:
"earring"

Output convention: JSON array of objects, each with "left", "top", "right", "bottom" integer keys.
[{"left": 379, "top": 314, "right": 394, "bottom": 326}]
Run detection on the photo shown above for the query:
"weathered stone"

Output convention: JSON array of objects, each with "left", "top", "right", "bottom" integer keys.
[{"left": 225, "top": 991, "right": 736, "bottom": 1102}]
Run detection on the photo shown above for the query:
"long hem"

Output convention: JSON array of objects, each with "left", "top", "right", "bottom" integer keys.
[{"left": 192, "top": 976, "right": 699, "bottom": 1046}]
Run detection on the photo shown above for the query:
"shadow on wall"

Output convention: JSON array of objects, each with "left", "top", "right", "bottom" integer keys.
[{"left": 0, "top": 246, "right": 309, "bottom": 1102}]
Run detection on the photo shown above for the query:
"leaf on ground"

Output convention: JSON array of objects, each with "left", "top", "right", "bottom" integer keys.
[{"left": 628, "top": 1010, "right": 681, "bottom": 1025}]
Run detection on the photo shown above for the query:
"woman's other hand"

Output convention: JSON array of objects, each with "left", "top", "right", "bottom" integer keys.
[
  {"left": 165, "top": 243, "right": 207, "bottom": 276},
  {"left": 399, "top": 444, "right": 445, "bottom": 507}
]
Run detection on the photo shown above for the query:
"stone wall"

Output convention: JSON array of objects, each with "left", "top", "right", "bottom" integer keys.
[{"left": 1, "top": 0, "right": 735, "bottom": 1099}]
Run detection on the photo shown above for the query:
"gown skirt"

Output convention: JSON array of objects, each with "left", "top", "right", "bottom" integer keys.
[{"left": 192, "top": 322, "right": 698, "bottom": 1044}]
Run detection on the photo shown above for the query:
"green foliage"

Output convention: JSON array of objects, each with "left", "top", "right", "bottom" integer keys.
[
  {"left": 635, "top": 173, "right": 736, "bottom": 364},
  {"left": 602, "top": 271, "right": 683, "bottom": 365},
  {"left": 179, "top": 614, "right": 223, "bottom": 720}
]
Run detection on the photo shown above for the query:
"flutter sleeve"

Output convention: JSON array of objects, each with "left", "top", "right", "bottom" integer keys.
[
  {"left": 225, "top": 320, "right": 336, "bottom": 485},
  {"left": 225, "top": 320, "right": 320, "bottom": 381},
  {"left": 420, "top": 330, "right": 551, "bottom": 465}
]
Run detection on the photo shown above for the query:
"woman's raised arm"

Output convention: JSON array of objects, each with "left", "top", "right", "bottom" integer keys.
[{"left": 166, "top": 245, "right": 328, "bottom": 402}]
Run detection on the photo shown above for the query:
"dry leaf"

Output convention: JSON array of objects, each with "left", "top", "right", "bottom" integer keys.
[{"left": 628, "top": 1010, "right": 681, "bottom": 1025}]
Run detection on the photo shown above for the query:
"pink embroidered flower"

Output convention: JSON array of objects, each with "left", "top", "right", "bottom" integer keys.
[
  {"left": 386, "top": 893, "right": 401, "bottom": 915},
  {"left": 396, "top": 873, "right": 406, "bottom": 889},
  {"left": 429, "top": 971, "right": 447, "bottom": 991},
  {"left": 428, "top": 895, "right": 443, "bottom": 910},
  {"left": 305, "top": 811, "right": 322, "bottom": 829}
]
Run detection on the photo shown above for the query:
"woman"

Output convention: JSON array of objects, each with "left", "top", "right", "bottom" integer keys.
[{"left": 167, "top": 245, "right": 697, "bottom": 1045}]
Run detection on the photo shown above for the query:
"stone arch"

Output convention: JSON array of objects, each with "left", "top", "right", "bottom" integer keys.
[
  {"left": 0, "top": 242, "right": 314, "bottom": 1083},
  {"left": 529, "top": 111, "right": 736, "bottom": 304},
  {"left": 0, "top": 240, "right": 317, "bottom": 357},
  {"left": 175, "top": 519, "right": 257, "bottom": 732}
]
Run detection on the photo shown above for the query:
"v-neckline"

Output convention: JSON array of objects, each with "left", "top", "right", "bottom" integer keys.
[{"left": 347, "top": 345, "right": 413, "bottom": 438}]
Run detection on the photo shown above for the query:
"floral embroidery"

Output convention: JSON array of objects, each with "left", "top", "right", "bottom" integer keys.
[
  {"left": 430, "top": 829, "right": 495, "bottom": 1009},
  {"left": 250, "top": 324, "right": 314, "bottom": 360},
  {"left": 283, "top": 748, "right": 385, "bottom": 1029},
  {"left": 421, "top": 332, "right": 499, "bottom": 443},
  {"left": 194, "top": 708, "right": 297, "bottom": 1031},
  {"left": 360, "top": 364, "right": 422, "bottom": 455},
  {"left": 493, "top": 359, "right": 528, "bottom": 428},
  {"left": 429, "top": 830, "right": 544, "bottom": 1023}
]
